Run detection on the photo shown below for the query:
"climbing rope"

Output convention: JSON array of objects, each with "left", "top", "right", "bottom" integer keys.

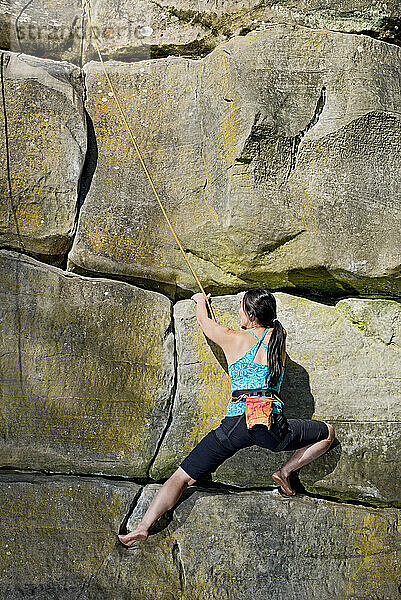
[{"left": 82, "top": 0, "right": 216, "bottom": 321}]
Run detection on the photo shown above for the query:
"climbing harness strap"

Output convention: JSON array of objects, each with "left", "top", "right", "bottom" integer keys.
[{"left": 232, "top": 388, "right": 282, "bottom": 400}]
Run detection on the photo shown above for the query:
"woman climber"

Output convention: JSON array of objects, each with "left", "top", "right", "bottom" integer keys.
[{"left": 118, "top": 288, "right": 335, "bottom": 549}]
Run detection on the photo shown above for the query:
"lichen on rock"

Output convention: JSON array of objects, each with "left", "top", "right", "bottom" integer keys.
[
  {"left": 68, "top": 26, "right": 401, "bottom": 298},
  {"left": 0, "top": 51, "right": 87, "bottom": 262}
]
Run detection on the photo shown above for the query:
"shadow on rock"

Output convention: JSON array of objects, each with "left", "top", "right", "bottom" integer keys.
[
  {"left": 280, "top": 356, "right": 315, "bottom": 419},
  {"left": 205, "top": 337, "right": 228, "bottom": 373},
  {"left": 281, "top": 357, "right": 341, "bottom": 487}
]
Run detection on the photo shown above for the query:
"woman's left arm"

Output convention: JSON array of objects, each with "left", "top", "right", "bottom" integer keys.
[{"left": 191, "top": 293, "right": 234, "bottom": 348}]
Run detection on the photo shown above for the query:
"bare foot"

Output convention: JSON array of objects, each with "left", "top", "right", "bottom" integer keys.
[
  {"left": 118, "top": 526, "right": 149, "bottom": 548},
  {"left": 272, "top": 469, "right": 296, "bottom": 496}
]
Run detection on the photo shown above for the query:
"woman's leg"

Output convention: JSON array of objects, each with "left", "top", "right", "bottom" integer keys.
[
  {"left": 272, "top": 422, "right": 335, "bottom": 496},
  {"left": 118, "top": 467, "right": 196, "bottom": 547},
  {"left": 118, "top": 418, "right": 249, "bottom": 547}
]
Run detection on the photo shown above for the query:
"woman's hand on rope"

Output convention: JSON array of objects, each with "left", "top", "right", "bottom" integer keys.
[
  {"left": 192, "top": 291, "right": 234, "bottom": 348},
  {"left": 191, "top": 292, "right": 211, "bottom": 304}
]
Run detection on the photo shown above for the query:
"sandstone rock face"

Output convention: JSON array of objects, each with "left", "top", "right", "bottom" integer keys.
[
  {"left": 1, "top": 0, "right": 83, "bottom": 63},
  {"left": 0, "top": 52, "right": 86, "bottom": 262},
  {"left": 167, "top": 488, "right": 401, "bottom": 600},
  {"left": 2, "top": 0, "right": 400, "bottom": 64},
  {"left": 0, "top": 472, "right": 147, "bottom": 599},
  {"left": 0, "top": 249, "right": 175, "bottom": 476},
  {"left": 1, "top": 474, "right": 400, "bottom": 599},
  {"left": 0, "top": 2, "right": 399, "bottom": 595},
  {"left": 68, "top": 26, "right": 401, "bottom": 297},
  {"left": 82, "top": 0, "right": 401, "bottom": 63},
  {"left": 151, "top": 293, "right": 401, "bottom": 506}
]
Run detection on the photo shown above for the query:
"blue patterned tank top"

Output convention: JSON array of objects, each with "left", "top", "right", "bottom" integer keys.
[{"left": 225, "top": 328, "right": 285, "bottom": 417}]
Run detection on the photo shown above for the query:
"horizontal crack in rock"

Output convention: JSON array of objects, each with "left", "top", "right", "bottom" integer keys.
[
  {"left": 184, "top": 248, "right": 248, "bottom": 283},
  {"left": 0, "top": 468, "right": 398, "bottom": 510}
]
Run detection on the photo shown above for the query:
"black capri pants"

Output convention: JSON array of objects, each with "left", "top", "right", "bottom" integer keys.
[{"left": 179, "top": 413, "right": 329, "bottom": 481}]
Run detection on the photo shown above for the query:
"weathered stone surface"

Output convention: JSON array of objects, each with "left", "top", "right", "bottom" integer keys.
[
  {"left": 82, "top": 0, "right": 401, "bottom": 62},
  {"left": 0, "top": 51, "right": 86, "bottom": 261},
  {"left": 0, "top": 249, "right": 175, "bottom": 476},
  {"left": 151, "top": 293, "right": 401, "bottom": 506},
  {"left": 68, "top": 26, "right": 401, "bottom": 297},
  {"left": 1, "top": 0, "right": 83, "bottom": 63},
  {"left": 2, "top": 0, "right": 400, "bottom": 64},
  {"left": 167, "top": 487, "right": 401, "bottom": 600},
  {"left": 0, "top": 472, "right": 160, "bottom": 599},
  {"left": 2, "top": 474, "right": 400, "bottom": 599}
]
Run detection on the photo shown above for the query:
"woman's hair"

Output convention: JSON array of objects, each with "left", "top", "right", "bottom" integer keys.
[{"left": 242, "top": 288, "right": 285, "bottom": 385}]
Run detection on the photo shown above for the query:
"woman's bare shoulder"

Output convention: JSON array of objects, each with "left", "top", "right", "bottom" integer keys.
[
  {"left": 230, "top": 329, "right": 256, "bottom": 341},
  {"left": 225, "top": 328, "right": 249, "bottom": 346},
  {"left": 228, "top": 329, "right": 263, "bottom": 353}
]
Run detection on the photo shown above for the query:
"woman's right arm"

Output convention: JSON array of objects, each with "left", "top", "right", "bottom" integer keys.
[{"left": 192, "top": 293, "right": 236, "bottom": 349}]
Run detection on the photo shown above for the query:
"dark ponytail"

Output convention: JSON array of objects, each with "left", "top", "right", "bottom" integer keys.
[
  {"left": 266, "top": 319, "right": 285, "bottom": 386},
  {"left": 243, "top": 289, "right": 285, "bottom": 386}
]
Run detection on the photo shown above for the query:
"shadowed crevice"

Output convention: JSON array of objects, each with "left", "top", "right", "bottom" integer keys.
[
  {"left": 81, "top": 20, "right": 401, "bottom": 67},
  {"left": 286, "top": 85, "right": 326, "bottom": 180},
  {"left": 61, "top": 73, "right": 98, "bottom": 270},
  {"left": 145, "top": 302, "right": 178, "bottom": 478},
  {"left": 172, "top": 540, "right": 186, "bottom": 598},
  {"left": 354, "top": 17, "right": 401, "bottom": 47},
  {"left": 0, "top": 465, "right": 150, "bottom": 485},
  {"left": 118, "top": 486, "right": 144, "bottom": 535},
  {"left": 76, "top": 108, "right": 98, "bottom": 212},
  {"left": 65, "top": 261, "right": 179, "bottom": 299}
]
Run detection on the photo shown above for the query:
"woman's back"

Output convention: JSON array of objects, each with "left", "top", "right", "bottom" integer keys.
[
  {"left": 227, "top": 328, "right": 273, "bottom": 366},
  {"left": 227, "top": 328, "right": 285, "bottom": 394}
]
